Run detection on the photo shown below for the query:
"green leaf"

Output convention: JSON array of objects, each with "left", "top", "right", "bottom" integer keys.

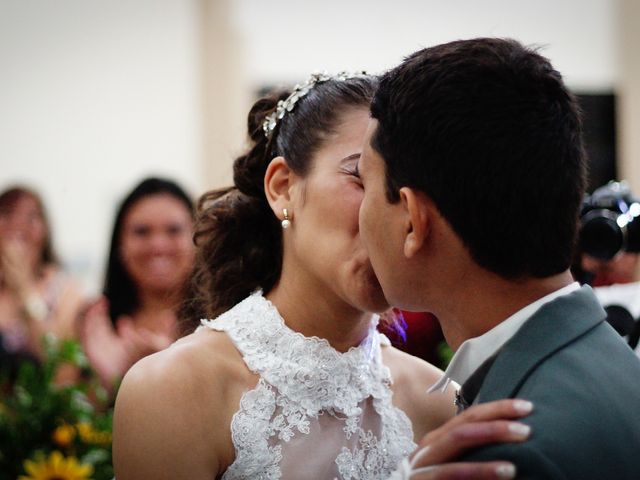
[
  {"left": 436, "top": 340, "right": 454, "bottom": 369},
  {"left": 0, "top": 338, "right": 114, "bottom": 479},
  {"left": 81, "top": 448, "right": 110, "bottom": 465}
]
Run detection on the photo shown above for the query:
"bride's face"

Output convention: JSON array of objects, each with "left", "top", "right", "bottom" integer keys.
[{"left": 284, "top": 107, "right": 389, "bottom": 313}]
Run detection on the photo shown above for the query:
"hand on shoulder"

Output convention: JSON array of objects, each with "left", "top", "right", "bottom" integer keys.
[{"left": 403, "top": 399, "right": 533, "bottom": 480}]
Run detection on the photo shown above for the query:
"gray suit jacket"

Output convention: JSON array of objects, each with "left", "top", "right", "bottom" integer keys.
[{"left": 461, "top": 285, "right": 640, "bottom": 479}]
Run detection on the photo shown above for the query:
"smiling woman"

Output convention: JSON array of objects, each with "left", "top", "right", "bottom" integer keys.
[{"left": 78, "top": 177, "right": 195, "bottom": 393}]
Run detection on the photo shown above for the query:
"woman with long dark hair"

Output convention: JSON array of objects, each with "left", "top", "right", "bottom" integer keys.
[
  {"left": 113, "top": 75, "right": 529, "bottom": 479},
  {"left": 80, "top": 177, "right": 195, "bottom": 392}
]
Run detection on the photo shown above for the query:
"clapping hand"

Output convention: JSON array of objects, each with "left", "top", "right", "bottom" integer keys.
[
  {"left": 81, "top": 298, "right": 176, "bottom": 391},
  {"left": 115, "top": 311, "right": 175, "bottom": 360},
  {"left": 81, "top": 297, "right": 133, "bottom": 390},
  {"left": 0, "top": 239, "right": 35, "bottom": 300}
]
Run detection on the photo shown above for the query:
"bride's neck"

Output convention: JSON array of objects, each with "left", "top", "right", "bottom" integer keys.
[{"left": 266, "top": 278, "right": 373, "bottom": 353}]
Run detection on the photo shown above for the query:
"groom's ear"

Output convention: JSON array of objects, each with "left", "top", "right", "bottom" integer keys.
[
  {"left": 264, "top": 156, "right": 293, "bottom": 216},
  {"left": 399, "top": 187, "right": 430, "bottom": 259}
]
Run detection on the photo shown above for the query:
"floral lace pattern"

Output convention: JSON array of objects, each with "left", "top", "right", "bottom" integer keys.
[{"left": 198, "top": 292, "right": 416, "bottom": 479}]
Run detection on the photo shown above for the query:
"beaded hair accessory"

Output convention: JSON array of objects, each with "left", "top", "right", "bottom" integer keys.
[{"left": 262, "top": 71, "right": 368, "bottom": 139}]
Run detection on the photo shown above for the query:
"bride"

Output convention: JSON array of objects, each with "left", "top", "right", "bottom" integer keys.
[{"left": 113, "top": 73, "right": 530, "bottom": 479}]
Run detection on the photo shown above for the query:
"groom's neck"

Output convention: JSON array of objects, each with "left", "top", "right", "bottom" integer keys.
[{"left": 432, "top": 268, "right": 575, "bottom": 351}]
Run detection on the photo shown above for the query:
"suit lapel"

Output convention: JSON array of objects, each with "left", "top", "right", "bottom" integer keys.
[{"left": 476, "top": 286, "right": 606, "bottom": 403}]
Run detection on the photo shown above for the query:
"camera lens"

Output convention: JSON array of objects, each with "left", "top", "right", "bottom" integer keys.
[{"left": 580, "top": 209, "right": 624, "bottom": 260}]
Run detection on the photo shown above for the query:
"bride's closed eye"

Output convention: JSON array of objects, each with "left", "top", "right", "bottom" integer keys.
[
  {"left": 339, "top": 154, "right": 363, "bottom": 185},
  {"left": 340, "top": 166, "right": 363, "bottom": 190},
  {"left": 341, "top": 165, "right": 361, "bottom": 178}
]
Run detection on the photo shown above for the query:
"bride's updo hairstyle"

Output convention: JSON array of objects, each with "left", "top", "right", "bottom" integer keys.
[{"left": 192, "top": 73, "right": 378, "bottom": 318}]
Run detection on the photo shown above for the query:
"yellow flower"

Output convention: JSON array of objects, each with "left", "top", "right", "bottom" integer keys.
[
  {"left": 76, "top": 422, "right": 112, "bottom": 446},
  {"left": 19, "top": 451, "right": 93, "bottom": 480},
  {"left": 76, "top": 422, "right": 92, "bottom": 440},
  {"left": 52, "top": 423, "right": 76, "bottom": 448}
]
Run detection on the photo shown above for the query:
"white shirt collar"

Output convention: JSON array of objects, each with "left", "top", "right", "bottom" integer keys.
[{"left": 429, "top": 282, "right": 581, "bottom": 393}]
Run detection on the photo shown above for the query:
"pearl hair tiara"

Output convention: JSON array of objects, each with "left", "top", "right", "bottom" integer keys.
[{"left": 262, "top": 71, "right": 369, "bottom": 139}]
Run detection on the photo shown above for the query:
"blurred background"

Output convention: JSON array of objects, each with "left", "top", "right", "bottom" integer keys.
[{"left": 1, "top": 0, "right": 639, "bottom": 293}]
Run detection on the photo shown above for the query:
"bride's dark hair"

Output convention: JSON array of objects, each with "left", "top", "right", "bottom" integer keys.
[{"left": 189, "top": 75, "right": 378, "bottom": 320}]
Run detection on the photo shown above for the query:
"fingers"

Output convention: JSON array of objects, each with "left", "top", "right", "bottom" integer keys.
[
  {"left": 454, "top": 399, "right": 534, "bottom": 426},
  {"left": 82, "top": 298, "right": 112, "bottom": 338},
  {"left": 138, "top": 326, "right": 175, "bottom": 350},
  {"left": 84, "top": 296, "right": 109, "bottom": 321},
  {"left": 0, "top": 242, "right": 32, "bottom": 291},
  {"left": 420, "top": 399, "right": 533, "bottom": 448},
  {"left": 414, "top": 420, "right": 530, "bottom": 466},
  {"left": 126, "top": 327, "right": 172, "bottom": 355},
  {"left": 408, "top": 399, "right": 533, "bottom": 477},
  {"left": 411, "top": 462, "right": 516, "bottom": 480},
  {"left": 116, "top": 315, "right": 135, "bottom": 333},
  {"left": 2, "top": 240, "right": 29, "bottom": 269},
  {"left": 116, "top": 322, "right": 159, "bottom": 359},
  {"left": 117, "top": 318, "right": 144, "bottom": 351}
]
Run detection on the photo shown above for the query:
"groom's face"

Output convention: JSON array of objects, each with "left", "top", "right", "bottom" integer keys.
[{"left": 358, "top": 120, "right": 407, "bottom": 306}]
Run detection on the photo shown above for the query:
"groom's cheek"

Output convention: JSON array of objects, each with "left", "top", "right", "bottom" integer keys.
[{"left": 359, "top": 197, "right": 375, "bottom": 249}]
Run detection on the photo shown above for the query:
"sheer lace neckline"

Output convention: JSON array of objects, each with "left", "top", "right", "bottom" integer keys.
[
  {"left": 197, "top": 291, "right": 416, "bottom": 479},
  {"left": 251, "top": 291, "right": 381, "bottom": 356},
  {"left": 198, "top": 291, "right": 392, "bottom": 416}
]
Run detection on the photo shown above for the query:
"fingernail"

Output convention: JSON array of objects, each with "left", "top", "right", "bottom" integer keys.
[
  {"left": 496, "top": 464, "right": 516, "bottom": 479},
  {"left": 508, "top": 422, "right": 531, "bottom": 438},
  {"left": 513, "top": 399, "right": 533, "bottom": 413}
]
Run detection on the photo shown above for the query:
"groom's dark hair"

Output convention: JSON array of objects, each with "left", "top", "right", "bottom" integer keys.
[{"left": 370, "top": 37, "right": 586, "bottom": 279}]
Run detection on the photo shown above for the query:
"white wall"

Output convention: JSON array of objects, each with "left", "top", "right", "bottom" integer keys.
[
  {"left": 0, "top": 0, "right": 623, "bottom": 293},
  {"left": 0, "top": 0, "right": 203, "bottom": 293},
  {"left": 232, "top": 0, "right": 617, "bottom": 91},
  {"left": 618, "top": 0, "right": 640, "bottom": 195}
]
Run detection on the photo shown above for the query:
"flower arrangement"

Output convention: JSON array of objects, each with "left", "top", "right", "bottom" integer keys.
[{"left": 0, "top": 336, "right": 114, "bottom": 480}]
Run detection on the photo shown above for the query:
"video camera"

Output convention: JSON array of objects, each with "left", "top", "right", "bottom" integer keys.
[{"left": 579, "top": 180, "right": 640, "bottom": 260}]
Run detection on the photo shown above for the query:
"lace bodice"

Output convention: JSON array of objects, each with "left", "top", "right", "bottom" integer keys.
[{"left": 197, "top": 292, "right": 416, "bottom": 480}]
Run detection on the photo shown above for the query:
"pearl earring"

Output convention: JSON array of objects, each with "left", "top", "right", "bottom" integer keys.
[{"left": 281, "top": 208, "right": 291, "bottom": 229}]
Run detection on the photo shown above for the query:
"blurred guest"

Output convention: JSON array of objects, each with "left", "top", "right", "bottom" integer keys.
[
  {"left": 81, "top": 178, "right": 195, "bottom": 392},
  {"left": 0, "top": 186, "right": 84, "bottom": 374}
]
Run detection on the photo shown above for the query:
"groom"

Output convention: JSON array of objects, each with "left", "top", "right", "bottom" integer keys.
[{"left": 359, "top": 38, "right": 640, "bottom": 478}]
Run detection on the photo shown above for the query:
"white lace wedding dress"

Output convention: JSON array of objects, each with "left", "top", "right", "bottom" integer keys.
[{"left": 197, "top": 291, "right": 416, "bottom": 479}]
